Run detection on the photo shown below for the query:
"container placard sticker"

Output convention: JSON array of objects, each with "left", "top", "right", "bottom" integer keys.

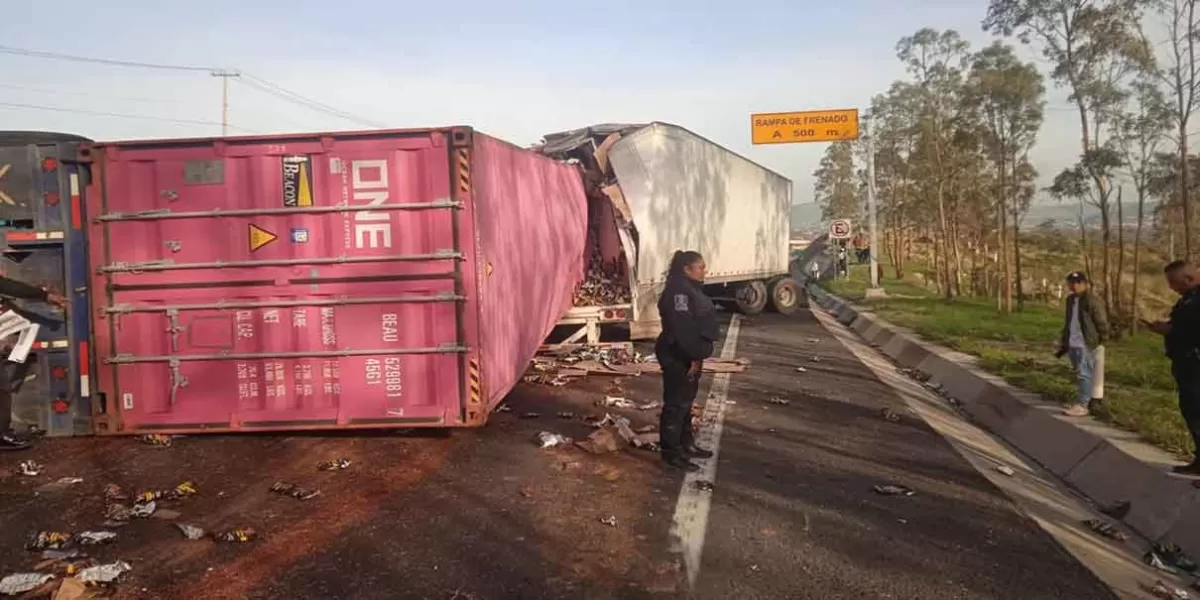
[
  {"left": 291, "top": 228, "right": 309, "bottom": 244},
  {"left": 281, "top": 155, "right": 314, "bottom": 207},
  {"left": 249, "top": 224, "right": 278, "bottom": 252}
]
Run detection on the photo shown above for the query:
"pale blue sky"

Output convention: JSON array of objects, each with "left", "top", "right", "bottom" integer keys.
[{"left": 0, "top": 1, "right": 1085, "bottom": 205}]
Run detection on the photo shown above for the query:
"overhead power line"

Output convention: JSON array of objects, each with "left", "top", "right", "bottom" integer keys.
[
  {"left": 0, "top": 101, "right": 258, "bottom": 132},
  {"left": 0, "top": 44, "right": 383, "bottom": 128},
  {"left": 0, "top": 82, "right": 180, "bottom": 104}
]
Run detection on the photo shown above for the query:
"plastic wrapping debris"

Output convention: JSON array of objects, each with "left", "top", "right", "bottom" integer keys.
[
  {"left": 577, "top": 429, "right": 621, "bottom": 454},
  {"left": 138, "top": 434, "right": 173, "bottom": 447},
  {"left": 694, "top": 481, "right": 715, "bottom": 493},
  {"left": 1100, "top": 501, "right": 1132, "bottom": 520},
  {"left": 536, "top": 432, "right": 570, "bottom": 448},
  {"left": 810, "top": 356, "right": 822, "bottom": 363},
  {"left": 496, "top": 404, "right": 513, "bottom": 413},
  {"left": 19, "top": 460, "right": 42, "bottom": 476},
  {"left": 0, "top": 572, "right": 53, "bottom": 595},
  {"left": 795, "top": 367, "right": 808, "bottom": 373},
  {"left": 995, "top": 466, "right": 1015, "bottom": 477},
  {"left": 1151, "top": 543, "right": 1197, "bottom": 573},
  {"left": 104, "top": 503, "right": 131, "bottom": 524},
  {"left": 636, "top": 401, "right": 662, "bottom": 411},
  {"left": 176, "top": 524, "right": 205, "bottom": 540},
  {"left": 520, "top": 412, "right": 541, "bottom": 419},
  {"left": 599, "top": 516, "right": 618, "bottom": 527},
  {"left": 40, "top": 550, "right": 83, "bottom": 561},
  {"left": 767, "top": 397, "right": 790, "bottom": 406},
  {"left": 873, "top": 484, "right": 915, "bottom": 497},
  {"left": 26, "top": 532, "right": 71, "bottom": 551},
  {"left": 137, "top": 481, "right": 198, "bottom": 503},
  {"left": 1145, "top": 550, "right": 1178, "bottom": 574},
  {"left": 131, "top": 501, "right": 157, "bottom": 518},
  {"left": 76, "top": 531, "right": 116, "bottom": 546},
  {"left": 78, "top": 561, "right": 131, "bottom": 585},
  {"left": 807, "top": 338, "right": 821, "bottom": 344},
  {"left": 1082, "top": 519, "right": 1128, "bottom": 541},
  {"left": 103, "top": 484, "right": 127, "bottom": 503},
  {"left": 214, "top": 528, "right": 257, "bottom": 543},
  {"left": 270, "top": 482, "right": 321, "bottom": 500},
  {"left": 1150, "top": 581, "right": 1190, "bottom": 600},
  {"left": 597, "top": 396, "right": 635, "bottom": 409},
  {"left": 317, "top": 459, "right": 352, "bottom": 471},
  {"left": 35, "top": 476, "right": 84, "bottom": 493}
]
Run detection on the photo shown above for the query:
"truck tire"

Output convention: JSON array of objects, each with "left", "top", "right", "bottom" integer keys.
[
  {"left": 734, "top": 280, "right": 768, "bottom": 315},
  {"left": 768, "top": 277, "right": 802, "bottom": 315}
]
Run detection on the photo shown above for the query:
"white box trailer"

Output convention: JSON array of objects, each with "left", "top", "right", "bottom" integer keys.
[{"left": 539, "top": 122, "right": 800, "bottom": 345}]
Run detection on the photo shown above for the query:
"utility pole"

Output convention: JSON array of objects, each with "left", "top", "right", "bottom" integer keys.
[
  {"left": 864, "top": 112, "right": 886, "bottom": 297},
  {"left": 211, "top": 70, "right": 240, "bottom": 136}
]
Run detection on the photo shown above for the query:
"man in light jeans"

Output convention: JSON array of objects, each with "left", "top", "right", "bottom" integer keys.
[{"left": 1055, "top": 271, "right": 1108, "bottom": 417}]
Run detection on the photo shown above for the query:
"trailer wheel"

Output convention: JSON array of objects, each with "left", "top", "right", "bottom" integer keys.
[
  {"left": 768, "top": 277, "right": 802, "bottom": 315},
  {"left": 734, "top": 281, "right": 768, "bottom": 315}
]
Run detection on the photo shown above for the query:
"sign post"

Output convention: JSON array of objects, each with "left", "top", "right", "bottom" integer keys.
[{"left": 751, "top": 107, "right": 883, "bottom": 294}]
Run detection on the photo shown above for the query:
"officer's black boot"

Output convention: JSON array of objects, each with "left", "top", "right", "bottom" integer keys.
[
  {"left": 684, "top": 445, "right": 714, "bottom": 459},
  {"left": 663, "top": 454, "right": 700, "bottom": 472}
]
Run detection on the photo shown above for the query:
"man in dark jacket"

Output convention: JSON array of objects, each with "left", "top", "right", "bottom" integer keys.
[
  {"left": 1144, "top": 261, "right": 1200, "bottom": 476},
  {"left": 1056, "top": 271, "right": 1108, "bottom": 418},
  {"left": 0, "top": 275, "right": 66, "bottom": 451}
]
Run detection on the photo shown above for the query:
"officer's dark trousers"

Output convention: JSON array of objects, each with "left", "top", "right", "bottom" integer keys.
[
  {"left": 0, "top": 362, "right": 11, "bottom": 434},
  {"left": 657, "top": 342, "right": 701, "bottom": 459},
  {"left": 1173, "top": 363, "right": 1200, "bottom": 461}
]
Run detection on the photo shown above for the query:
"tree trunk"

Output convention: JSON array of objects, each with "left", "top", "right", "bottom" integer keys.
[
  {"left": 1115, "top": 187, "right": 1126, "bottom": 332},
  {"left": 1132, "top": 187, "right": 1147, "bottom": 334},
  {"left": 1099, "top": 195, "right": 1113, "bottom": 311},
  {"left": 936, "top": 185, "right": 953, "bottom": 299},
  {"left": 1013, "top": 203, "right": 1025, "bottom": 312},
  {"left": 1183, "top": 122, "right": 1193, "bottom": 260}
]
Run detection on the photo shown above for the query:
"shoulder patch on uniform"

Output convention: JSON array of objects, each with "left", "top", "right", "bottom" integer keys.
[{"left": 673, "top": 293, "right": 689, "bottom": 312}]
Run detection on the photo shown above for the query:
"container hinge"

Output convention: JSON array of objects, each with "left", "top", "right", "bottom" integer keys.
[
  {"left": 165, "top": 309, "right": 184, "bottom": 352},
  {"left": 168, "top": 358, "right": 189, "bottom": 405},
  {"left": 164, "top": 240, "right": 182, "bottom": 253}
]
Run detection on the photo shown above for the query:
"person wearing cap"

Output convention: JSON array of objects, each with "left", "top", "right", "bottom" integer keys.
[
  {"left": 1142, "top": 260, "right": 1200, "bottom": 476},
  {"left": 1055, "top": 271, "right": 1108, "bottom": 417}
]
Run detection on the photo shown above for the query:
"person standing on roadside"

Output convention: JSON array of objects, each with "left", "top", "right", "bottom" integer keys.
[
  {"left": 1143, "top": 260, "right": 1200, "bottom": 476},
  {"left": 656, "top": 250, "right": 718, "bottom": 472},
  {"left": 0, "top": 274, "right": 66, "bottom": 451},
  {"left": 1055, "top": 271, "right": 1108, "bottom": 418}
]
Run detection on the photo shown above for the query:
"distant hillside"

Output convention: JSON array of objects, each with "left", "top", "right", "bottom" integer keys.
[{"left": 790, "top": 200, "right": 1159, "bottom": 234}]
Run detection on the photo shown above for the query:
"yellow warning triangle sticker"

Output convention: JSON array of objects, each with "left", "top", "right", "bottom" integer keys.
[{"left": 249, "top": 224, "right": 278, "bottom": 252}]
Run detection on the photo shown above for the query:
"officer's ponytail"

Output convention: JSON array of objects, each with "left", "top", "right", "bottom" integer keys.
[{"left": 668, "top": 250, "right": 704, "bottom": 278}]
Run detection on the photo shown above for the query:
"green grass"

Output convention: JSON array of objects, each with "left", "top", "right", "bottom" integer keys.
[{"left": 826, "top": 265, "right": 1193, "bottom": 459}]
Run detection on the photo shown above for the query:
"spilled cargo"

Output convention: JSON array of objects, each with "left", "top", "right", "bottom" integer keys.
[{"left": 83, "top": 127, "right": 588, "bottom": 434}]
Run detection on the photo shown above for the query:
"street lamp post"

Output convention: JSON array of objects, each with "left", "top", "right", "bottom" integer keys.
[{"left": 864, "top": 112, "right": 885, "bottom": 298}]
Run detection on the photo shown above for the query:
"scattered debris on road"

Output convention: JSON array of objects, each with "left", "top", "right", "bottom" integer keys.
[
  {"left": 496, "top": 404, "right": 513, "bottom": 413},
  {"left": 810, "top": 356, "right": 822, "bottom": 363},
  {"left": 19, "top": 460, "right": 42, "bottom": 476},
  {"left": 520, "top": 412, "right": 541, "bottom": 419},
  {"left": 556, "top": 411, "right": 576, "bottom": 419},
  {"left": 598, "top": 396, "right": 636, "bottom": 409},
  {"left": 1149, "top": 580, "right": 1190, "bottom": 599},
  {"left": 103, "top": 502, "right": 131, "bottom": 525},
  {"left": 795, "top": 366, "right": 807, "bottom": 373},
  {"left": 694, "top": 481, "right": 715, "bottom": 493},
  {"left": 536, "top": 432, "right": 570, "bottom": 448},
  {"left": 1100, "top": 500, "right": 1132, "bottom": 520},
  {"left": 1150, "top": 543, "right": 1198, "bottom": 573},
  {"left": 807, "top": 338, "right": 821, "bottom": 344},
  {"left": 35, "top": 477, "right": 84, "bottom": 493},
  {"left": 1145, "top": 550, "right": 1178, "bottom": 574},
  {"left": 130, "top": 501, "right": 157, "bottom": 518},
  {"left": 767, "top": 397, "right": 790, "bottom": 406},
  {"left": 880, "top": 408, "right": 901, "bottom": 422},
  {"left": 76, "top": 531, "right": 117, "bottom": 546},
  {"left": 577, "top": 429, "right": 620, "bottom": 454},
  {"left": 78, "top": 560, "right": 131, "bottom": 585},
  {"left": 138, "top": 434, "right": 174, "bottom": 447},
  {"left": 0, "top": 572, "right": 54, "bottom": 596},
  {"left": 26, "top": 532, "right": 71, "bottom": 551},
  {"left": 176, "top": 524, "right": 206, "bottom": 540},
  {"left": 270, "top": 482, "right": 321, "bottom": 500},
  {"left": 873, "top": 484, "right": 915, "bottom": 497},
  {"left": 1082, "top": 519, "right": 1128, "bottom": 542},
  {"left": 317, "top": 458, "right": 352, "bottom": 471},
  {"left": 103, "top": 483, "right": 127, "bottom": 502},
  {"left": 214, "top": 528, "right": 258, "bottom": 543},
  {"left": 52, "top": 577, "right": 87, "bottom": 600},
  {"left": 995, "top": 465, "right": 1015, "bottom": 477},
  {"left": 599, "top": 516, "right": 618, "bottom": 527}
]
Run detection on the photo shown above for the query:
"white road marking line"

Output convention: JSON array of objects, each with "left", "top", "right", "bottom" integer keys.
[{"left": 669, "top": 313, "right": 742, "bottom": 587}]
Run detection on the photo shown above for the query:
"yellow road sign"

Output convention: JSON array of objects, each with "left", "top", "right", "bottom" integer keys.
[
  {"left": 249, "top": 224, "right": 278, "bottom": 252},
  {"left": 751, "top": 109, "right": 860, "bottom": 145}
]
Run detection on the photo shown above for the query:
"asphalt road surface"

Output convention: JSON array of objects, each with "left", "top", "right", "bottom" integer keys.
[{"left": 0, "top": 308, "right": 1122, "bottom": 599}]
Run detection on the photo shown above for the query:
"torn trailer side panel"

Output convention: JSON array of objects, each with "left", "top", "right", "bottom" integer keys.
[{"left": 84, "top": 127, "right": 588, "bottom": 434}]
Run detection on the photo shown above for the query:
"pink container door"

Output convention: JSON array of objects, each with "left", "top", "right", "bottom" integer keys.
[{"left": 88, "top": 130, "right": 478, "bottom": 433}]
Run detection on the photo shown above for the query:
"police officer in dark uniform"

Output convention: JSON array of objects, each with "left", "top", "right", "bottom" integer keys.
[
  {"left": 0, "top": 274, "right": 66, "bottom": 451},
  {"left": 657, "top": 250, "right": 719, "bottom": 472},
  {"left": 1144, "top": 260, "right": 1200, "bottom": 475}
]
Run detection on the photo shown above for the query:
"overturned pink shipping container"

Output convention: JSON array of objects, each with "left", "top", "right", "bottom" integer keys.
[{"left": 83, "top": 127, "right": 587, "bottom": 434}]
